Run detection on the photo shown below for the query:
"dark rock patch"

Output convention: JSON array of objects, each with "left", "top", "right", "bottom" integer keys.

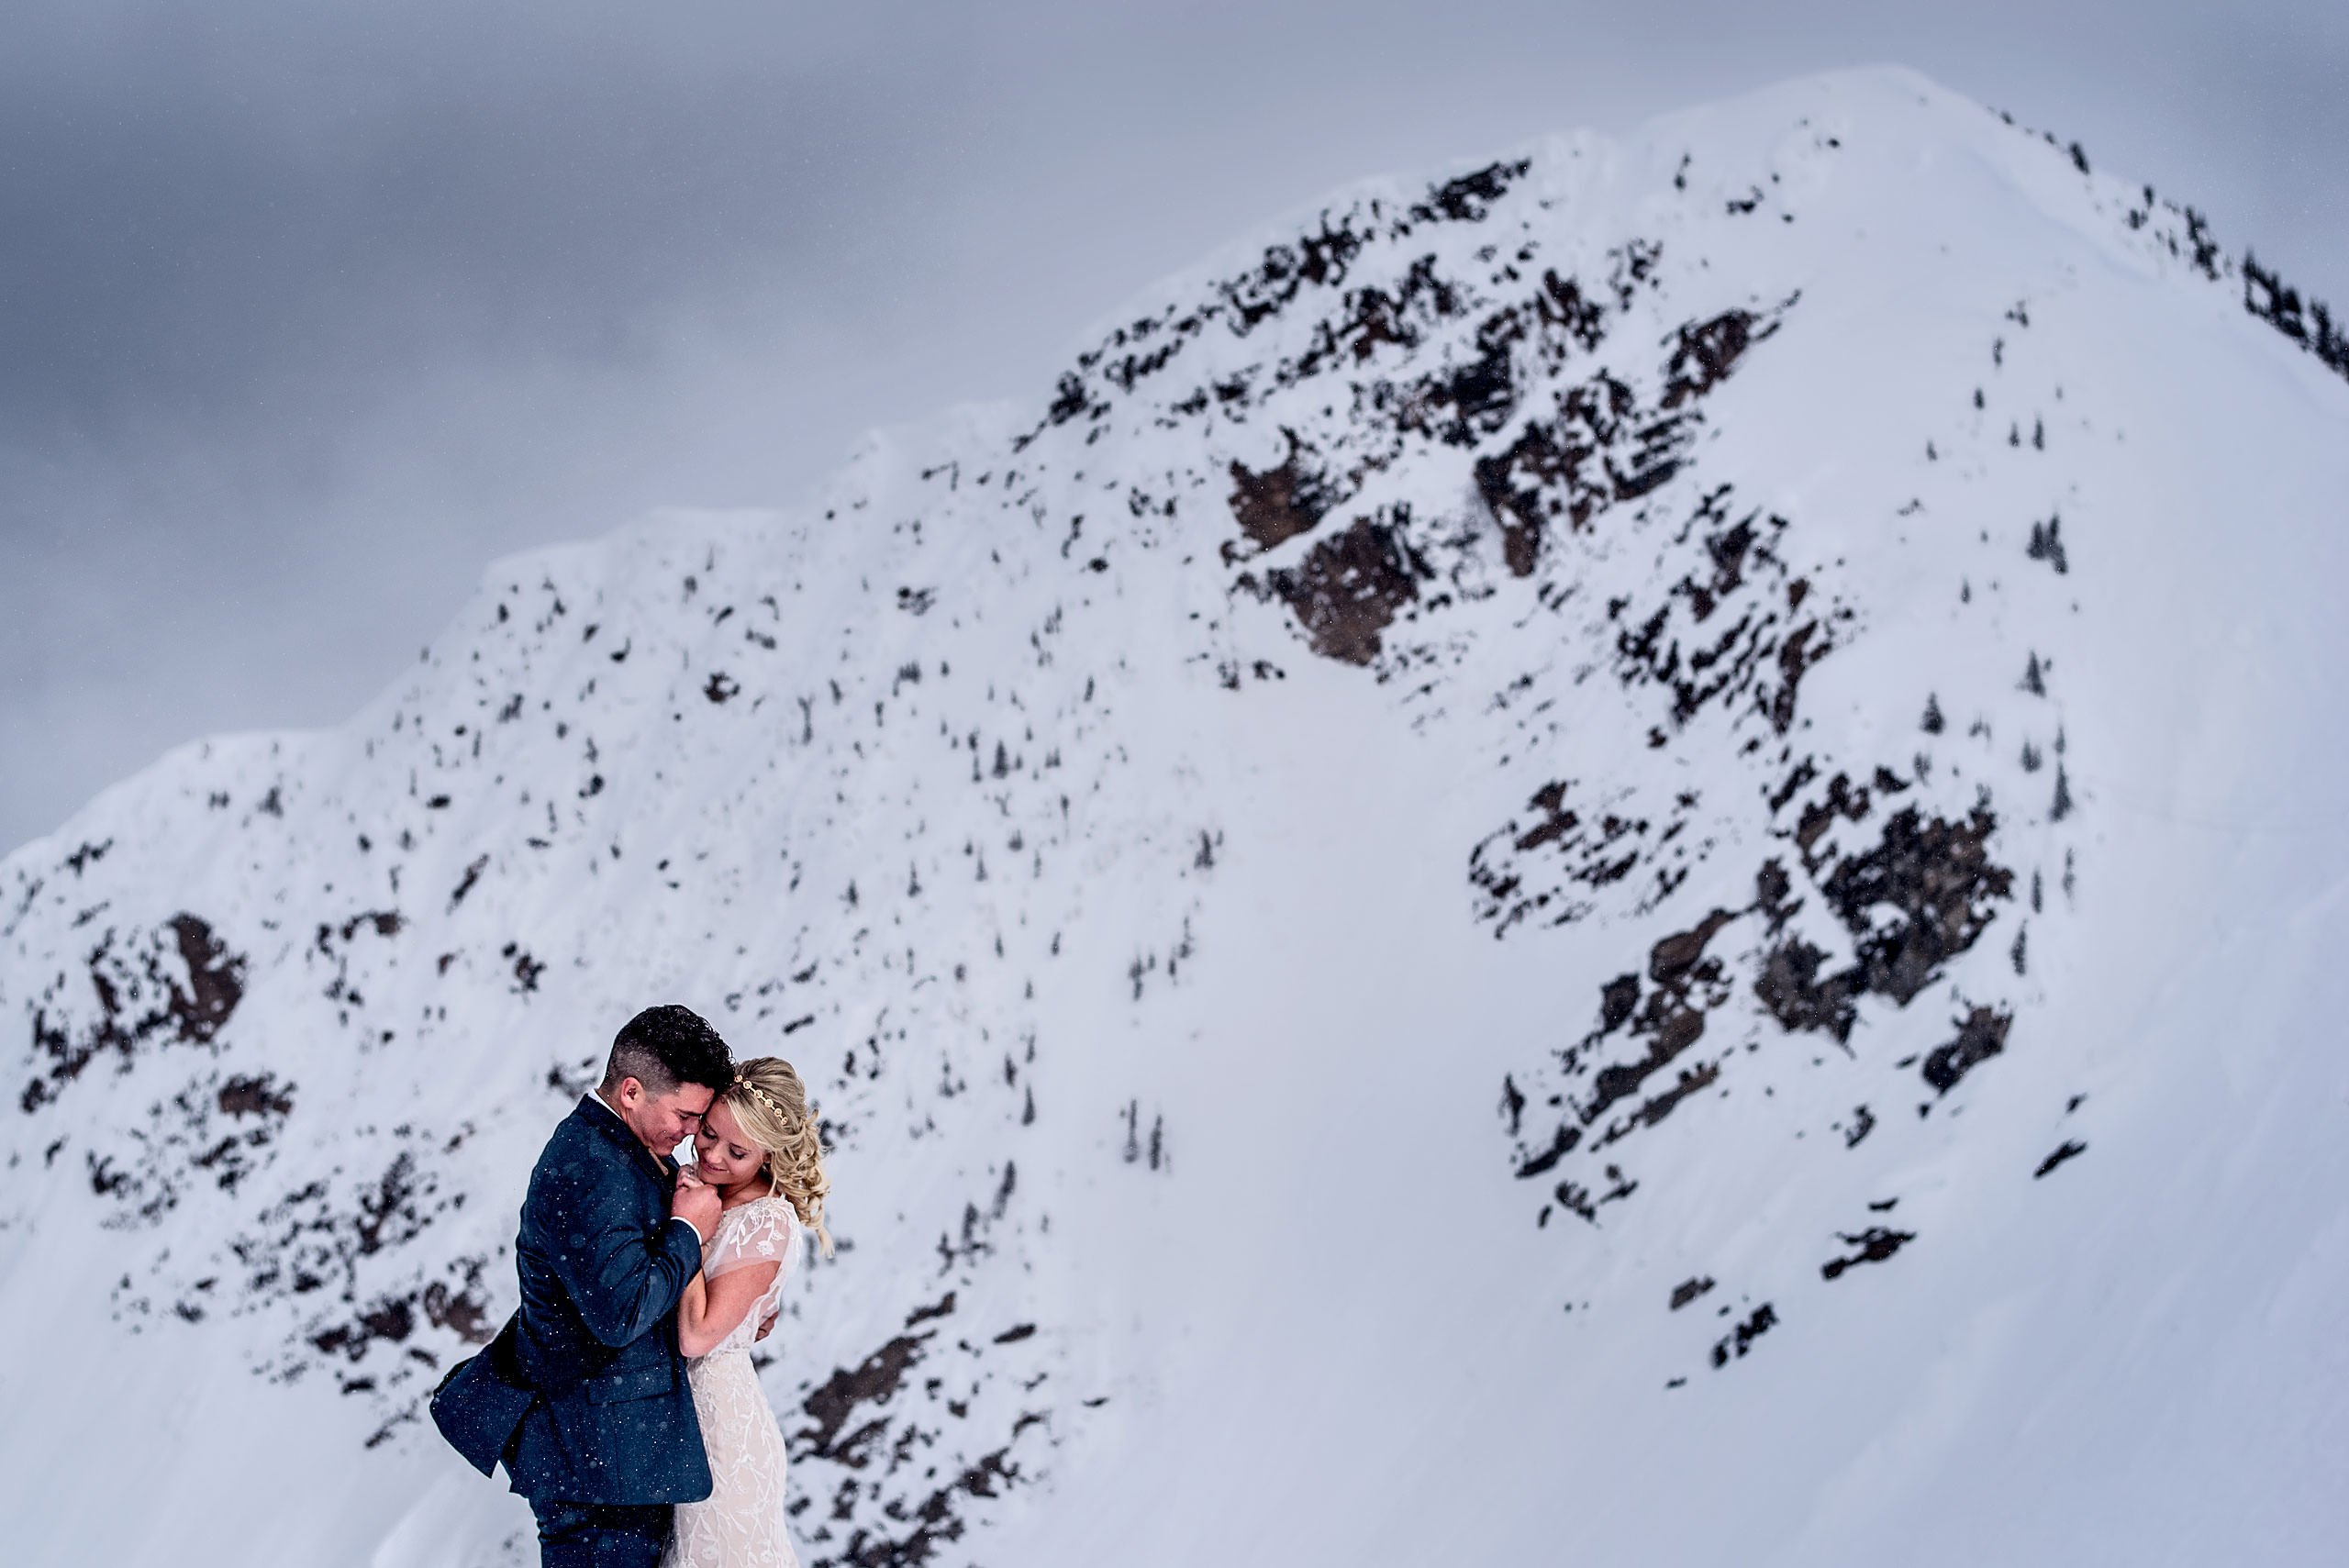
[
  {"left": 167, "top": 917, "right": 245, "bottom": 1044},
  {"left": 1409, "top": 159, "right": 1531, "bottom": 224},
  {"left": 1819, "top": 808, "right": 2011, "bottom": 1006},
  {"left": 1513, "top": 1119, "right": 1580, "bottom": 1179},
  {"left": 1255, "top": 513, "right": 1430, "bottom": 665},
  {"left": 1756, "top": 937, "right": 1861, "bottom": 1041},
  {"left": 821, "top": 1445, "right": 1022, "bottom": 1568},
  {"left": 2034, "top": 1140, "right": 2087, "bottom": 1178},
  {"left": 217, "top": 1073, "right": 295, "bottom": 1118},
  {"left": 1793, "top": 772, "right": 1872, "bottom": 873},
  {"left": 796, "top": 1333, "right": 934, "bottom": 1464},
  {"left": 1213, "top": 217, "right": 1371, "bottom": 336},
  {"left": 20, "top": 913, "right": 248, "bottom": 1113},
  {"left": 1662, "top": 309, "right": 1775, "bottom": 408},
  {"left": 1711, "top": 1303, "right": 1776, "bottom": 1366},
  {"left": 1582, "top": 907, "right": 1738, "bottom": 1124},
  {"left": 1225, "top": 431, "right": 1337, "bottom": 558},
  {"left": 1669, "top": 1275, "right": 1716, "bottom": 1310},
  {"left": 423, "top": 1273, "right": 495, "bottom": 1344},
  {"left": 1325, "top": 255, "right": 1464, "bottom": 371},
  {"left": 1820, "top": 1226, "right": 1915, "bottom": 1280},
  {"left": 1922, "top": 1006, "right": 2012, "bottom": 1094},
  {"left": 1759, "top": 807, "right": 2010, "bottom": 1043},
  {"left": 1616, "top": 1059, "right": 1720, "bottom": 1137},
  {"left": 905, "top": 1291, "right": 956, "bottom": 1328},
  {"left": 447, "top": 855, "right": 490, "bottom": 913},
  {"left": 1467, "top": 782, "right": 1653, "bottom": 934}
]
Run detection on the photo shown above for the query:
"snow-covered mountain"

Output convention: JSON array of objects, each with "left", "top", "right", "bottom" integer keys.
[{"left": 6, "top": 66, "right": 2347, "bottom": 1567}]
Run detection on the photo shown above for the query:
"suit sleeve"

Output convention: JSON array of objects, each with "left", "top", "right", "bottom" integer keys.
[{"left": 538, "top": 1162, "right": 707, "bottom": 1349}]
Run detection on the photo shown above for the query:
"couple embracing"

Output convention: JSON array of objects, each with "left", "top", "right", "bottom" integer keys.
[{"left": 433, "top": 1005, "right": 833, "bottom": 1567}]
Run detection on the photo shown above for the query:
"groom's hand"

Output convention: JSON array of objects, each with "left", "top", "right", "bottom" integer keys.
[
  {"left": 673, "top": 1169, "right": 723, "bottom": 1240},
  {"left": 755, "top": 1312, "right": 778, "bottom": 1343}
]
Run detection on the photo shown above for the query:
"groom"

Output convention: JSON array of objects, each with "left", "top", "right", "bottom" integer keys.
[{"left": 433, "top": 1004, "right": 734, "bottom": 1566}]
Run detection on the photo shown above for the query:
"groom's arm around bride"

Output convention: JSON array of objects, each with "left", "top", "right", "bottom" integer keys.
[{"left": 432, "top": 1005, "right": 736, "bottom": 1568}]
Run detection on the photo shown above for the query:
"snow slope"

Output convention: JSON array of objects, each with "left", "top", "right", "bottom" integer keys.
[{"left": 4, "top": 66, "right": 2346, "bottom": 1567}]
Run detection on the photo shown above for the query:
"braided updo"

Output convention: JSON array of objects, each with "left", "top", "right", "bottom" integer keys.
[{"left": 719, "top": 1055, "right": 833, "bottom": 1257}]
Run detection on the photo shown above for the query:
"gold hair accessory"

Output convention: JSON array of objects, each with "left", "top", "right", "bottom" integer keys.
[{"left": 730, "top": 1072, "right": 790, "bottom": 1119}]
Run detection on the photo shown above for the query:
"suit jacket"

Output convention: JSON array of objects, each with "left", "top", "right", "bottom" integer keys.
[{"left": 430, "top": 1095, "right": 713, "bottom": 1505}]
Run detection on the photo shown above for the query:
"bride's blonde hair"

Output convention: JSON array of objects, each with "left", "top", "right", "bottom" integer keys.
[{"left": 718, "top": 1055, "right": 833, "bottom": 1257}]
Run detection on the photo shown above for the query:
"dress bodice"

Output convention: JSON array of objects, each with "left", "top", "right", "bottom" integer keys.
[{"left": 699, "top": 1193, "right": 802, "bottom": 1358}]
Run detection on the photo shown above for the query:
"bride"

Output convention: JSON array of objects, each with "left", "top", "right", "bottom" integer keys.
[{"left": 663, "top": 1055, "right": 834, "bottom": 1568}]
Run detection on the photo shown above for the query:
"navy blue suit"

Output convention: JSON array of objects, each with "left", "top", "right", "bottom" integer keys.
[{"left": 433, "top": 1095, "right": 712, "bottom": 1563}]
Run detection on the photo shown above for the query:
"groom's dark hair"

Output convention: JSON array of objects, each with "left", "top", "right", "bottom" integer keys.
[{"left": 602, "top": 1005, "right": 734, "bottom": 1098}]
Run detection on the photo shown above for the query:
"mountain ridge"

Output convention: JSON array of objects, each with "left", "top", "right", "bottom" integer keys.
[{"left": 4, "top": 65, "right": 2346, "bottom": 1567}]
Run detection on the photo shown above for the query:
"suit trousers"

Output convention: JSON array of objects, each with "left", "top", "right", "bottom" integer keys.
[{"left": 530, "top": 1498, "right": 673, "bottom": 1568}]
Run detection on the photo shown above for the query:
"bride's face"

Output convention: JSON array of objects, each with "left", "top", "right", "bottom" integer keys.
[{"left": 692, "top": 1099, "right": 765, "bottom": 1189}]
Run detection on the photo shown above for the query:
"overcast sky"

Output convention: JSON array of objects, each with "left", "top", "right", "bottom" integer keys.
[{"left": 4, "top": 0, "right": 2343, "bottom": 853}]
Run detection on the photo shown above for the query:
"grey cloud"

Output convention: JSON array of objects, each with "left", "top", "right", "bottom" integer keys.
[{"left": 3, "top": 0, "right": 2344, "bottom": 851}]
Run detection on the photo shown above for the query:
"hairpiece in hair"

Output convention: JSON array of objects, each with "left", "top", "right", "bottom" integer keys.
[{"left": 733, "top": 1073, "right": 773, "bottom": 1111}]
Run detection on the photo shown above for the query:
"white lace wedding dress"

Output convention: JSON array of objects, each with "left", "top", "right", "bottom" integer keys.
[{"left": 664, "top": 1195, "right": 805, "bottom": 1568}]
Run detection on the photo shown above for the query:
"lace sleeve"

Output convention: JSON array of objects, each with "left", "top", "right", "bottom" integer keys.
[{"left": 706, "top": 1198, "right": 800, "bottom": 1283}]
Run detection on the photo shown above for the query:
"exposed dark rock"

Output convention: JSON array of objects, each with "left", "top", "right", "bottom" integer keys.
[
  {"left": 1711, "top": 1303, "right": 1776, "bottom": 1366},
  {"left": 2034, "top": 1140, "right": 2087, "bottom": 1178},
  {"left": 1620, "top": 1060, "right": 1720, "bottom": 1135},
  {"left": 1259, "top": 514, "right": 1429, "bottom": 665},
  {"left": 217, "top": 1073, "right": 294, "bottom": 1118},
  {"left": 796, "top": 1333, "right": 933, "bottom": 1463},
  {"left": 904, "top": 1292, "right": 956, "bottom": 1328},
  {"left": 167, "top": 917, "right": 245, "bottom": 1044},
  {"left": 1582, "top": 907, "right": 1738, "bottom": 1123},
  {"left": 1468, "top": 782, "right": 1655, "bottom": 935},
  {"left": 1755, "top": 937, "right": 1860, "bottom": 1040},
  {"left": 423, "top": 1277, "right": 495, "bottom": 1345},
  {"left": 1662, "top": 309, "right": 1774, "bottom": 408},
  {"left": 1820, "top": 1226, "right": 1916, "bottom": 1280},
  {"left": 1513, "top": 1121, "right": 1580, "bottom": 1179},
  {"left": 1225, "top": 429, "right": 1339, "bottom": 559},
  {"left": 1598, "top": 973, "right": 1641, "bottom": 1031},
  {"left": 824, "top": 1445, "right": 1022, "bottom": 1568},
  {"left": 21, "top": 914, "right": 249, "bottom": 1113},
  {"left": 1651, "top": 907, "right": 1738, "bottom": 986},
  {"left": 1794, "top": 773, "right": 1872, "bottom": 872},
  {"left": 1409, "top": 159, "right": 1531, "bottom": 224},
  {"left": 1820, "top": 808, "right": 2012, "bottom": 1006},
  {"left": 1922, "top": 1006, "right": 2013, "bottom": 1093},
  {"left": 1759, "top": 807, "right": 2011, "bottom": 1042},
  {"left": 447, "top": 855, "right": 490, "bottom": 913},
  {"left": 1669, "top": 1275, "right": 1716, "bottom": 1310}
]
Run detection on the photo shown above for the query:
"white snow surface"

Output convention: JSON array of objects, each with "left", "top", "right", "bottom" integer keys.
[{"left": 4, "top": 66, "right": 2347, "bottom": 1567}]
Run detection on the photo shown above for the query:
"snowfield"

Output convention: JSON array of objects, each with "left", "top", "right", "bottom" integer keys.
[{"left": 4, "top": 66, "right": 2346, "bottom": 1567}]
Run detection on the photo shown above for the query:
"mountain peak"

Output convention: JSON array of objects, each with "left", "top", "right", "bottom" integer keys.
[{"left": 6, "top": 70, "right": 2347, "bottom": 1568}]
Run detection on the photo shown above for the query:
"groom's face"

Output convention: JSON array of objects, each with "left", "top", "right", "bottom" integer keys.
[{"left": 613, "top": 1075, "right": 717, "bottom": 1157}]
